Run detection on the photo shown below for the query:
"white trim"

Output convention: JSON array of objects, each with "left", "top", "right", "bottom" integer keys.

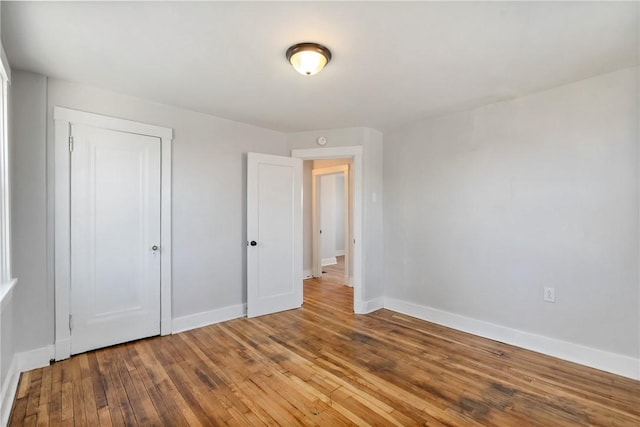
[
  {"left": 335, "top": 250, "right": 345, "bottom": 257},
  {"left": 355, "top": 297, "right": 384, "bottom": 314},
  {"left": 292, "top": 146, "right": 364, "bottom": 313},
  {"left": 53, "top": 107, "right": 173, "bottom": 360},
  {"left": 53, "top": 117, "right": 71, "bottom": 360},
  {"left": 321, "top": 257, "right": 337, "bottom": 266},
  {"left": 0, "top": 279, "right": 16, "bottom": 310},
  {"left": 0, "top": 69, "right": 13, "bottom": 288},
  {"left": 16, "top": 346, "right": 55, "bottom": 372},
  {"left": 172, "top": 304, "right": 246, "bottom": 334},
  {"left": 0, "top": 282, "right": 16, "bottom": 427},
  {"left": 384, "top": 297, "right": 640, "bottom": 380},
  {"left": 53, "top": 107, "right": 172, "bottom": 140},
  {"left": 1, "top": 356, "right": 18, "bottom": 427},
  {"left": 160, "top": 128, "right": 173, "bottom": 335},
  {"left": 303, "top": 269, "right": 313, "bottom": 279},
  {"left": 1, "top": 345, "right": 54, "bottom": 427},
  {"left": 0, "top": 42, "right": 10, "bottom": 83}
]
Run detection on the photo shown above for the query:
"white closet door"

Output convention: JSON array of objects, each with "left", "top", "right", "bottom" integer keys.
[{"left": 70, "top": 124, "right": 161, "bottom": 354}]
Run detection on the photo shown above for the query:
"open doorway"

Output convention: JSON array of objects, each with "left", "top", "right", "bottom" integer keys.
[
  {"left": 312, "top": 162, "right": 352, "bottom": 284},
  {"left": 293, "top": 146, "right": 363, "bottom": 313}
]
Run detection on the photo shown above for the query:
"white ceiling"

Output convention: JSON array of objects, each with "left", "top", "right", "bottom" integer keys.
[{"left": 2, "top": 1, "right": 638, "bottom": 132}]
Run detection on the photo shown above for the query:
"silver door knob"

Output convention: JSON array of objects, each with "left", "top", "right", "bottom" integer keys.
[{"left": 151, "top": 245, "right": 159, "bottom": 251}]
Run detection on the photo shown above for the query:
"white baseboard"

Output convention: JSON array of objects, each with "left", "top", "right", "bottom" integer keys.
[
  {"left": 384, "top": 298, "right": 640, "bottom": 380},
  {"left": 1, "top": 345, "right": 55, "bottom": 427},
  {"left": 355, "top": 297, "right": 384, "bottom": 314},
  {"left": 335, "top": 250, "right": 345, "bottom": 256},
  {"left": 303, "top": 269, "right": 313, "bottom": 279},
  {"left": 321, "top": 257, "right": 337, "bottom": 266},
  {"left": 17, "top": 346, "right": 54, "bottom": 372},
  {"left": 1, "top": 357, "right": 19, "bottom": 427},
  {"left": 172, "top": 304, "right": 246, "bottom": 334}
]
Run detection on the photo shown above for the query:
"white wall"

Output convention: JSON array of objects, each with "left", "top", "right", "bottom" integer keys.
[
  {"left": 9, "top": 71, "right": 48, "bottom": 353},
  {"left": 0, "top": 13, "right": 17, "bottom": 423},
  {"left": 314, "top": 159, "right": 350, "bottom": 259},
  {"left": 1, "top": 45, "right": 16, "bottom": 406},
  {"left": 46, "top": 79, "right": 289, "bottom": 321},
  {"left": 302, "top": 160, "right": 313, "bottom": 277},
  {"left": 0, "top": 291, "right": 16, "bottom": 427},
  {"left": 363, "top": 129, "right": 384, "bottom": 302},
  {"left": 7, "top": 74, "right": 289, "bottom": 354},
  {"left": 335, "top": 174, "right": 345, "bottom": 253},
  {"left": 291, "top": 128, "right": 369, "bottom": 150},
  {"left": 384, "top": 68, "right": 639, "bottom": 362},
  {"left": 318, "top": 173, "right": 346, "bottom": 264},
  {"left": 320, "top": 174, "right": 337, "bottom": 263}
]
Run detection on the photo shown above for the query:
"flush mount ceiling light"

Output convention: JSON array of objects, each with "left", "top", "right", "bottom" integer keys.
[{"left": 286, "top": 42, "right": 332, "bottom": 76}]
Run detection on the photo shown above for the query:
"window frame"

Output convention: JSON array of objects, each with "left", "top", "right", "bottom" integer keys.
[{"left": 0, "top": 39, "right": 15, "bottom": 299}]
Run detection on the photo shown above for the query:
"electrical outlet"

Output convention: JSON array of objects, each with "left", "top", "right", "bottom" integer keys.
[{"left": 544, "top": 287, "right": 555, "bottom": 303}]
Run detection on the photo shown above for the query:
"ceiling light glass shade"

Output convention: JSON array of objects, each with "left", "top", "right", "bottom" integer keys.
[
  {"left": 289, "top": 50, "right": 327, "bottom": 76},
  {"left": 286, "top": 43, "right": 332, "bottom": 76}
]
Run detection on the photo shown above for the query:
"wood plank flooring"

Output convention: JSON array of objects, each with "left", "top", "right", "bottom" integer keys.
[{"left": 10, "top": 264, "right": 640, "bottom": 426}]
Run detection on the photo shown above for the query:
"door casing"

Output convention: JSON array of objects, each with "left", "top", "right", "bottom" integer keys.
[
  {"left": 53, "top": 106, "right": 173, "bottom": 361},
  {"left": 291, "top": 146, "right": 365, "bottom": 313}
]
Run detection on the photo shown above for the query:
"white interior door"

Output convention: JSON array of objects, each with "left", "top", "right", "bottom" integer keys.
[
  {"left": 70, "top": 124, "right": 161, "bottom": 354},
  {"left": 247, "top": 152, "right": 302, "bottom": 318}
]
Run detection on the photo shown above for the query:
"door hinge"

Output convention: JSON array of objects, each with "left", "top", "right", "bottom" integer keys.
[
  {"left": 68, "top": 136, "right": 74, "bottom": 152},
  {"left": 69, "top": 314, "right": 73, "bottom": 331}
]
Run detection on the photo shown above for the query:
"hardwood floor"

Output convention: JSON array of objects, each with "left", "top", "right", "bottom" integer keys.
[
  {"left": 320, "top": 255, "right": 347, "bottom": 282},
  {"left": 10, "top": 274, "right": 640, "bottom": 426}
]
